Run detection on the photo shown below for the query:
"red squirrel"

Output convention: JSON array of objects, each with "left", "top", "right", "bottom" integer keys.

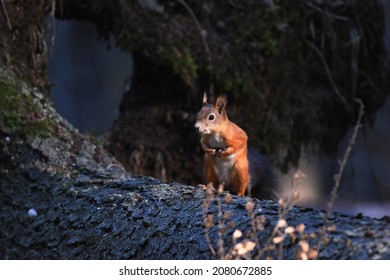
[{"left": 195, "top": 93, "right": 278, "bottom": 200}]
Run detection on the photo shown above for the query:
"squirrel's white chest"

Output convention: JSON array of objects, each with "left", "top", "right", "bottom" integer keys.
[
  {"left": 215, "top": 154, "right": 235, "bottom": 185},
  {"left": 207, "top": 132, "right": 235, "bottom": 184}
]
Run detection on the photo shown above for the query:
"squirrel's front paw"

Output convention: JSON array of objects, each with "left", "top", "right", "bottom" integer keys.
[
  {"left": 215, "top": 148, "right": 226, "bottom": 156},
  {"left": 204, "top": 147, "right": 216, "bottom": 155}
]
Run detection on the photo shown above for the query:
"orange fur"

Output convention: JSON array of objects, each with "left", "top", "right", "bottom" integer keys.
[{"left": 195, "top": 94, "right": 250, "bottom": 196}]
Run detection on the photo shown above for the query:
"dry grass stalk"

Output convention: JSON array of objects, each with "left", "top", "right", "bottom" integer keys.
[
  {"left": 202, "top": 183, "right": 216, "bottom": 255},
  {"left": 201, "top": 169, "right": 315, "bottom": 259},
  {"left": 319, "top": 99, "right": 365, "bottom": 247},
  {"left": 176, "top": 0, "right": 214, "bottom": 95},
  {"left": 1, "top": 0, "right": 12, "bottom": 30},
  {"left": 216, "top": 184, "right": 226, "bottom": 259},
  {"left": 327, "top": 99, "right": 365, "bottom": 214},
  {"left": 254, "top": 170, "right": 305, "bottom": 259}
]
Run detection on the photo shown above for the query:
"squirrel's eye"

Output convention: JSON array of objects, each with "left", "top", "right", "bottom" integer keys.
[{"left": 208, "top": 114, "right": 215, "bottom": 121}]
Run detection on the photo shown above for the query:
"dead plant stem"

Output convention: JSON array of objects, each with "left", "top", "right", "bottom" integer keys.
[
  {"left": 327, "top": 98, "right": 365, "bottom": 217},
  {"left": 320, "top": 98, "right": 365, "bottom": 246},
  {"left": 305, "top": 40, "right": 349, "bottom": 109},
  {"left": 1, "top": 0, "right": 12, "bottom": 30},
  {"left": 176, "top": 0, "right": 214, "bottom": 95}
]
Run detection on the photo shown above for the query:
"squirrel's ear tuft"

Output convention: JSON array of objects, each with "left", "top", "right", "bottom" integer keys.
[
  {"left": 214, "top": 95, "right": 228, "bottom": 118},
  {"left": 202, "top": 92, "right": 208, "bottom": 105}
]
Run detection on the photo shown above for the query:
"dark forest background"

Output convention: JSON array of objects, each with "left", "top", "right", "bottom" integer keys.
[{"left": 43, "top": 0, "right": 390, "bottom": 216}]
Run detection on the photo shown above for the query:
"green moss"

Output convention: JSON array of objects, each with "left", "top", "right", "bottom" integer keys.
[
  {"left": 172, "top": 47, "right": 198, "bottom": 78},
  {"left": 157, "top": 45, "right": 198, "bottom": 83},
  {"left": 100, "top": 0, "right": 388, "bottom": 169},
  {"left": 261, "top": 30, "right": 278, "bottom": 56},
  {"left": 0, "top": 76, "right": 52, "bottom": 137}
]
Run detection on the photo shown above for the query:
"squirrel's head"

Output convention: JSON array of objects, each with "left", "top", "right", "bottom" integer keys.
[{"left": 194, "top": 93, "right": 228, "bottom": 135}]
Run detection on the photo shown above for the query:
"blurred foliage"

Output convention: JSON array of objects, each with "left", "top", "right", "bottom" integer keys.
[
  {"left": 0, "top": 0, "right": 50, "bottom": 89},
  {"left": 0, "top": 0, "right": 53, "bottom": 136},
  {"left": 55, "top": 0, "right": 389, "bottom": 170},
  {"left": 0, "top": 74, "right": 53, "bottom": 137},
  {"left": 2, "top": 0, "right": 388, "bottom": 171}
]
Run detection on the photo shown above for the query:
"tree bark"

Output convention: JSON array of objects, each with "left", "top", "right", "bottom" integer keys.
[
  {"left": 1, "top": 143, "right": 390, "bottom": 259},
  {"left": 0, "top": 95, "right": 388, "bottom": 260},
  {"left": 0, "top": 70, "right": 389, "bottom": 259}
]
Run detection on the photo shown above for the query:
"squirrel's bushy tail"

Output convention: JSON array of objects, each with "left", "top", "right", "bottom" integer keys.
[{"left": 247, "top": 149, "right": 279, "bottom": 200}]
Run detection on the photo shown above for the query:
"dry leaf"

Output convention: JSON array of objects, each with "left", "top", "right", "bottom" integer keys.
[
  {"left": 294, "top": 170, "right": 307, "bottom": 180},
  {"left": 245, "top": 201, "right": 254, "bottom": 212},
  {"left": 296, "top": 223, "right": 305, "bottom": 234},
  {"left": 276, "top": 219, "right": 287, "bottom": 229},
  {"left": 299, "top": 240, "right": 309, "bottom": 253},
  {"left": 272, "top": 236, "right": 284, "bottom": 244},
  {"left": 233, "top": 230, "right": 242, "bottom": 239},
  {"left": 284, "top": 226, "right": 295, "bottom": 234}
]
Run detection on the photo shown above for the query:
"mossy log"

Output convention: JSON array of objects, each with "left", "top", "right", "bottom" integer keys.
[
  {"left": 1, "top": 127, "right": 390, "bottom": 259},
  {"left": 0, "top": 75, "right": 389, "bottom": 259}
]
